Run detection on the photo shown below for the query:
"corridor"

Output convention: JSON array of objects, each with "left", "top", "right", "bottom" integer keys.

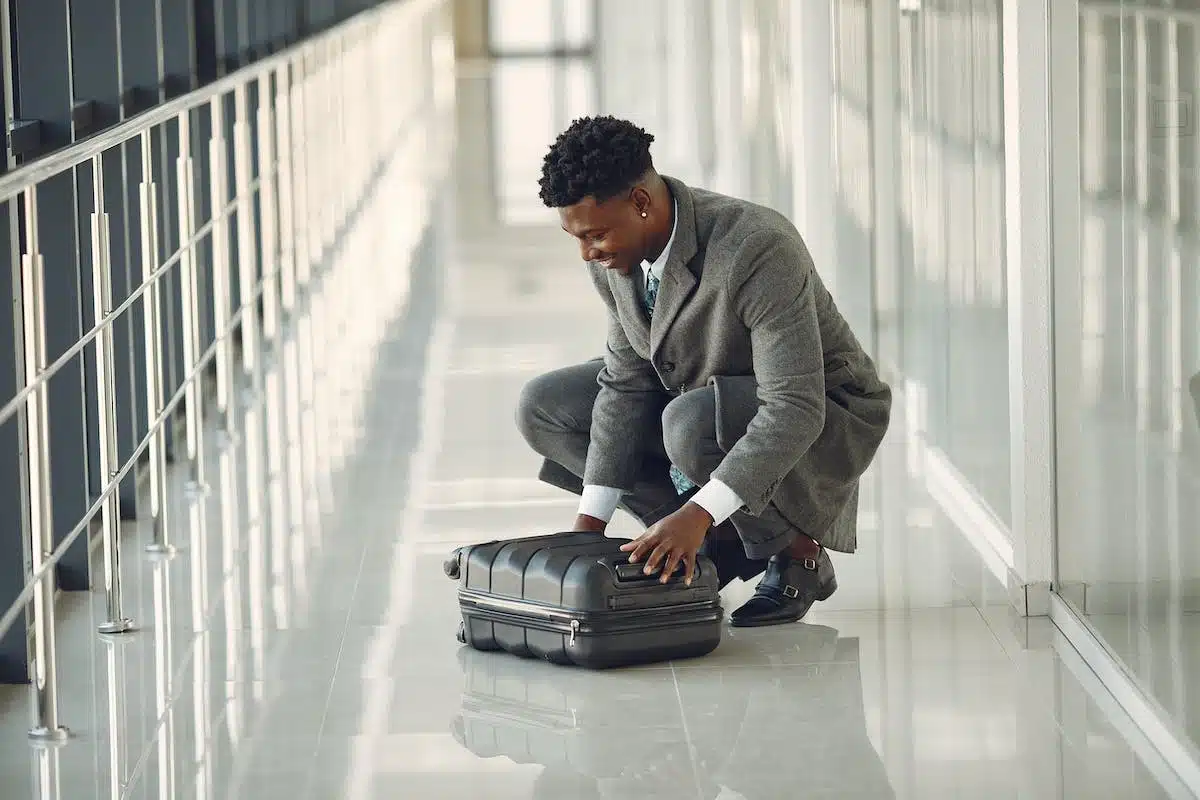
[
  {"left": 1, "top": 0, "right": 1199, "bottom": 797},
  {"left": 0, "top": 57, "right": 1184, "bottom": 800}
]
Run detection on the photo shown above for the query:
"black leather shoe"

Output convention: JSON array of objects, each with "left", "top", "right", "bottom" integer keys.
[
  {"left": 729, "top": 547, "right": 837, "bottom": 627},
  {"left": 699, "top": 525, "right": 768, "bottom": 590}
]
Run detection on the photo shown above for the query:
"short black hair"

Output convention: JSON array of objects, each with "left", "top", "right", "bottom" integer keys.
[{"left": 538, "top": 116, "right": 655, "bottom": 208}]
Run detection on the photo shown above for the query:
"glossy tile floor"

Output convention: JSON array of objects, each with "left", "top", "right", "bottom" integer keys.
[{"left": 0, "top": 73, "right": 1194, "bottom": 800}]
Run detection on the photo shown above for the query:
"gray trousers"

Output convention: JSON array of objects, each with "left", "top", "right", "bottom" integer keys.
[{"left": 516, "top": 359, "right": 798, "bottom": 559}]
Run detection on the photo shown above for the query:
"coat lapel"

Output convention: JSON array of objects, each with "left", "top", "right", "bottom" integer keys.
[{"left": 649, "top": 176, "right": 699, "bottom": 360}]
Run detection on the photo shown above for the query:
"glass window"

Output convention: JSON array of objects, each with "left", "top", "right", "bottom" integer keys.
[
  {"left": 488, "top": 0, "right": 594, "bottom": 54},
  {"left": 1053, "top": 0, "right": 1200, "bottom": 751}
]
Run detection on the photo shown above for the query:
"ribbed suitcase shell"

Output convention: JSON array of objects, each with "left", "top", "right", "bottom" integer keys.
[{"left": 445, "top": 532, "right": 723, "bottom": 669}]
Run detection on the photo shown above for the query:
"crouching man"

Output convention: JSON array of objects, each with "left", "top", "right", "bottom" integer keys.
[{"left": 517, "top": 116, "right": 892, "bottom": 627}]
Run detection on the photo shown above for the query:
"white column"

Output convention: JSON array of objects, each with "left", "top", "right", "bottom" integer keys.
[
  {"left": 596, "top": 0, "right": 668, "bottom": 141},
  {"left": 870, "top": 0, "right": 901, "bottom": 375},
  {"left": 708, "top": 0, "right": 744, "bottom": 197},
  {"left": 790, "top": 0, "right": 836, "bottom": 297},
  {"left": 1002, "top": 0, "right": 1055, "bottom": 613}
]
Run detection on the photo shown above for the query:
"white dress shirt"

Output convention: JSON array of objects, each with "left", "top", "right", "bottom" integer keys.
[{"left": 577, "top": 200, "right": 747, "bottom": 527}]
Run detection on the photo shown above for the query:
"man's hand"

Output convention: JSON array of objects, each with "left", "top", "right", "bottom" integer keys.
[
  {"left": 620, "top": 503, "right": 713, "bottom": 585},
  {"left": 573, "top": 514, "right": 608, "bottom": 534}
]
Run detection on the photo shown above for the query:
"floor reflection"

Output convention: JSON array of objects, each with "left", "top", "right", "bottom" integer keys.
[{"left": 453, "top": 626, "right": 894, "bottom": 799}]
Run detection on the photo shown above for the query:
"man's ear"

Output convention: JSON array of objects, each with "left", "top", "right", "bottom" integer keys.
[{"left": 630, "top": 186, "right": 652, "bottom": 217}]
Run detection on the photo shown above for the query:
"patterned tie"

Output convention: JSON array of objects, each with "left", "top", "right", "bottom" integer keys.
[{"left": 643, "top": 271, "right": 695, "bottom": 496}]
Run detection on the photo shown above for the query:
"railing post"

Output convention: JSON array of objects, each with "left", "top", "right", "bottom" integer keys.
[
  {"left": 275, "top": 65, "right": 298, "bottom": 316},
  {"left": 91, "top": 156, "right": 134, "bottom": 636},
  {"left": 21, "top": 186, "right": 68, "bottom": 742},
  {"left": 209, "top": 96, "right": 237, "bottom": 426},
  {"left": 256, "top": 72, "right": 280, "bottom": 347},
  {"left": 139, "top": 131, "right": 173, "bottom": 555},
  {"left": 290, "top": 54, "right": 311, "bottom": 293},
  {"left": 175, "top": 112, "right": 211, "bottom": 491},
  {"left": 232, "top": 83, "right": 261, "bottom": 386}
]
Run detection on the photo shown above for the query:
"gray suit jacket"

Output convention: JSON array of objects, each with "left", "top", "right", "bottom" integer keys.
[{"left": 583, "top": 176, "right": 892, "bottom": 553}]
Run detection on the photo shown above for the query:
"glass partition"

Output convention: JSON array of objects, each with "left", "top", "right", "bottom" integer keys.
[
  {"left": 893, "top": 0, "right": 1011, "bottom": 527},
  {"left": 1052, "top": 0, "right": 1200, "bottom": 751}
]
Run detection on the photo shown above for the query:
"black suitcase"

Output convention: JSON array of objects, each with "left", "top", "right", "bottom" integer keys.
[{"left": 443, "top": 532, "right": 723, "bottom": 669}]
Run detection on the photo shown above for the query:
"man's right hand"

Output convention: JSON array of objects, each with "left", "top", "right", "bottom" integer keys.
[{"left": 573, "top": 514, "right": 608, "bottom": 534}]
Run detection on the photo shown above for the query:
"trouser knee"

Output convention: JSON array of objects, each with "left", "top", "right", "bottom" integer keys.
[
  {"left": 515, "top": 372, "right": 554, "bottom": 452},
  {"left": 516, "top": 366, "right": 594, "bottom": 458},
  {"left": 661, "top": 389, "right": 718, "bottom": 481}
]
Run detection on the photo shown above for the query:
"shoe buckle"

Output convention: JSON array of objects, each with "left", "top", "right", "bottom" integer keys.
[
  {"left": 803, "top": 557, "right": 817, "bottom": 571},
  {"left": 783, "top": 584, "right": 799, "bottom": 599}
]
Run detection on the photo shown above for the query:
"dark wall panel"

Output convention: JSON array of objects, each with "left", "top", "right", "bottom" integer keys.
[{"left": 0, "top": 206, "right": 30, "bottom": 683}]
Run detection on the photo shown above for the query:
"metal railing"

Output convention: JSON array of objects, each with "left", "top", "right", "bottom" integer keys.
[{"left": 0, "top": 0, "right": 448, "bottom": 747}]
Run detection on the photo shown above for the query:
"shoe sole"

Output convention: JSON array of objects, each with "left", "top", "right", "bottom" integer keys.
[{"left": 727, "top": 578, "right": 838, "bottom": 628}]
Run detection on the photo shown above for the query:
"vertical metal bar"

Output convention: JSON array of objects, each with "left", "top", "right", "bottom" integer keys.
[
  {"left": 290, "top": 54, "right": 311, "bottom": 291},
  {"left": 175, "top": 111, "right": 209, "bottom": 490},
  {"left": 319, "top": 41, "right": 334, "bottom": 262},
  {"left": 141, "top": 130, "right": 173, "bottom": 555},
  {"left": 92, "top": 156, "right": 134, "bottom": 636},
  {"left": 209, "top": 95, "right": 235, "bottom": 407},
  {"left": 257, "top": 72, "right": 280, "bottom": 344},
  {"left": 233, "top": 82, "right": 261, "bottom": 382},
  {"left": 332, "top": 37, "right": 347, "bottom": 243},
  {"left": 22, "top": 186, "right": 68, "bottom": 742},
  {"left": 275, "top": 65, "right": 297, "bottom": 315}
]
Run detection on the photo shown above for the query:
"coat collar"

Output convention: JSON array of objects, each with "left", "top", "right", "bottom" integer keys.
[{"left": 608, "top": 175, "right": 700, "bottom": 361}]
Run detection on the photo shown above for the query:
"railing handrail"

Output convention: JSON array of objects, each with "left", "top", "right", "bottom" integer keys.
[
  {"left": 0, "top": 3, "right": 387, "bottom": 206},
  {"left": 0, "top": 178, "right": 260, "bottom": 430}
]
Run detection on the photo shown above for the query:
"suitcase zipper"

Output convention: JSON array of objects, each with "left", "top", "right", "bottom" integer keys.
[{"left": 460, "top": 590, "right": 721, "bottom": 643}]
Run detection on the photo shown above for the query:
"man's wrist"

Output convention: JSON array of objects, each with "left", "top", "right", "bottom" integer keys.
[
  {"left": 574, "top": 513, "right": 608, "bottom": 533},
  {"left": 689, "top": 479, "right": 744, "bottom": 526},
  {"left": 578, "top": 485, "right": 622, "bottom": 524},
  {"left": 679, "top": 501, "right": 714, "bottom": 527}
]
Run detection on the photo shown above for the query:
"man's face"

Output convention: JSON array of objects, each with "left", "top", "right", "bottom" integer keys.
[{"left": 558, "top": 193, "right": 648, "bottom": 276}]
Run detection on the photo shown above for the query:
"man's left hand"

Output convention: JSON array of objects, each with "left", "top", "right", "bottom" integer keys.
[{"left": 620, "top": 503, "right": 713, "bottom": 585}]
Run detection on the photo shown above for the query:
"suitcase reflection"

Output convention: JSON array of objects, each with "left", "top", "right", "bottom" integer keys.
[{"left": 450, "top": 624, "right": 895, "bottom": 798}]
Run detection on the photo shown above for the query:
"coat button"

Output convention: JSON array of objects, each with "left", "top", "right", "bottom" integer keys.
[{"left": 661, "top": 361, "right": 675, "bottom": 373}]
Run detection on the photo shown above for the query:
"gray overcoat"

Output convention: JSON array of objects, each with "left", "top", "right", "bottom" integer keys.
[{"left": 573, "top": 176, "right": 892, "bottom": 554}]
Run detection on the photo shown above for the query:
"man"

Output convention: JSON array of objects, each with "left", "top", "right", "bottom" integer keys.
[{"left": 516, "top": 116, "right": 892, "bottom": 627}]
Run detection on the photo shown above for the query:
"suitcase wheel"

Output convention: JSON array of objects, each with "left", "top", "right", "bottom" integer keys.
[
  {"left": 456, "top": 620, "right": 466, "bottom": 644},
  {"left": 443, "top": 548, "right": 462, "bottom": 580}
]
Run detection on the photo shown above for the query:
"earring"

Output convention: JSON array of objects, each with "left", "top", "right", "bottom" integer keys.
[{"left": 640, "top": 211, "right": 648, "bottom": 218}]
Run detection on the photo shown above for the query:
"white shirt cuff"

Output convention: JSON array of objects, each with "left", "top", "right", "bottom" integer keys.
[
  {"left": 578, "top": 485, "right": 623, "bottom": 523},
  {"left": 689, "top": 479, "right": 745, "bottom": 526}
]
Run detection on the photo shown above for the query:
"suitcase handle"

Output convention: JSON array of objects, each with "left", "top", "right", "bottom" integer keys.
[{"left": 614, "top": 560, "right": 691, "bottom": 582}]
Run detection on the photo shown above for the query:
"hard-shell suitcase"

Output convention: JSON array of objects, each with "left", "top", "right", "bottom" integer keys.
[{"left": 443, "top": 532, "right": 723, "bottom": 669}]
